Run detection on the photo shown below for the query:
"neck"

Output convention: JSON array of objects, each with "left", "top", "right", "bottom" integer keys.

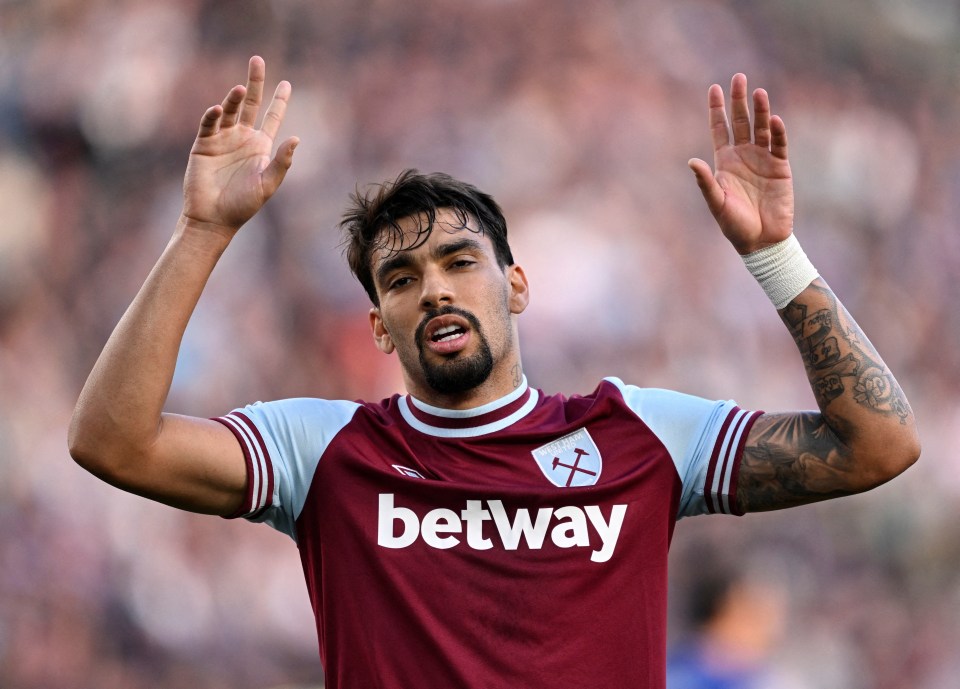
[{"left": 405, "top": 360, "right": 525, "bottom": 411}]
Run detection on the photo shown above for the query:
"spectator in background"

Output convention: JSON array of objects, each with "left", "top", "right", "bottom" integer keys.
[{"left": 668, "top": 568, "right": 788, "bottom": 689}]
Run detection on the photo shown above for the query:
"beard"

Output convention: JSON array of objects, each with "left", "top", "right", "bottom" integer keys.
[{"left": 415, "top": 306, "right": 495, "bottom": 395}]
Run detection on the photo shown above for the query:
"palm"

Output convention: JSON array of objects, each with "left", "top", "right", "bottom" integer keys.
[
  {"left": 184, "top": 126, "right": 276, "bottom": 229},
  {"left": 711, "top": 142, "right": 793, "bottom": 249},
  {"left": 181, "top": 57, "right": 297, "bottom": 234},
  {"left": 690, "top": 74, "right": 795, "bottom": 255}
]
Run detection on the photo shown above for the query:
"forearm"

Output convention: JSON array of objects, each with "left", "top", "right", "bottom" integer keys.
[
  {"left": 69, "top": 218, "right": 233, "bottom": 468},
  {"left": 738, "top": 278, "right": 920, "bottom": 511},
  {"left": 782, "top": 278, "right": 915, "bottom": 450}
]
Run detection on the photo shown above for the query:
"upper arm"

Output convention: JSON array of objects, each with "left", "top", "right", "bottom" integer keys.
[
  {"left": 736, "top": 411, "right": 866, "bottom": 512},
  {"left": 82, "top": 412, "right": 248, "bottom": 516},
  {"left": 81, "top": 396, "right": 361, "bottom": 533}
]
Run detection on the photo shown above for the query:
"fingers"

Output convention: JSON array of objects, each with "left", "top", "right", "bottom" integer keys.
[
  {"left": 199, "top": 57, "right": 293, "bottom": 137},
  {"left": 211, "top": 57, "right": 266, "bottom": 132},
  {"left": 260, "top": 80, "right": 292, "bottom": 140},
  {"left": 219, "top": 85, "right": 246, "bottom": 128},
  {"left": 239, "top": 55, "right": 266, "bottom": 127},
  {"left": 770, "top": 115, "right": 788, "bottom": 160},
  {"left": 730, "top": 73, "right": 752, "bottom": 145},
  {"left": 688, "top": 157, "right": 725, "bottom": 217},
  {"left": 707, "top": 84, "right": 731, "bottom": 152},
  {"left": 197, "top": 104, "right": 223, "bottom": 138},
  {"left": 753, "top": 88, "right": 771, "bottom": 148},
  {"left": 261, "top": 137, "right": 300, "bottom": 197},
  {"left": 706, "top": 75, "right": 784, "bottom": 154}
]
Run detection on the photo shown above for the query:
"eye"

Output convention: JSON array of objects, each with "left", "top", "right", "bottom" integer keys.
[
  {"left": 450, "top": 258, "right": 476, "bottom": 269},
  {"left": 388, "top": 276, "right": 414, "bottom": 290}
]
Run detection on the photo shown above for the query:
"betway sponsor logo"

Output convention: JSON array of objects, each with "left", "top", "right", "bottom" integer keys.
[{"left": 377, "top": 493, "right": 627, "bottom": 563}]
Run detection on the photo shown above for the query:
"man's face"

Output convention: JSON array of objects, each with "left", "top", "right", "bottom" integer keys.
[{"left": 368, "top": 210, "right": 528, "bottom": 401}]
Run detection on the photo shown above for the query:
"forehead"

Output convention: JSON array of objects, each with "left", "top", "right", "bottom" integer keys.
[{"left": 371, "top": 208, "right": 492, "bottom": 265}]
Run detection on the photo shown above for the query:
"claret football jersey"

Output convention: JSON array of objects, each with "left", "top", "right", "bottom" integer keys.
[{"left": 215, "top": 377, "right": 761, "bottom": 689}]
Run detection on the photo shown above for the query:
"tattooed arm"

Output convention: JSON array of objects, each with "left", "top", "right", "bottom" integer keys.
[
  {"left": 689, "top": 75, "right": 920, "bottom": 512},
  {"left": 736, "top": 279, "right": 918, "bottom": 511}
]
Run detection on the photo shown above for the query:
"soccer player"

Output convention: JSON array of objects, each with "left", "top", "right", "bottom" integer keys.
[{"left": 68, "top": 56, "right": 920, "bottom": 688}]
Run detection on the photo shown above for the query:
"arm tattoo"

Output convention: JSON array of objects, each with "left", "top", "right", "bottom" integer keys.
[
  {"left": 780, "top": 282, "right": 909, "bottom": 424},
  {"left": 737, "top": 279, "right": 914, "bottom": 512},
  {"left": 738, "top": 412, "right": 855, "bottom": 512}
]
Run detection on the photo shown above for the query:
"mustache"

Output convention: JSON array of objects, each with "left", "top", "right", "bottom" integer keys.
[{"left": 415, "top": 306, "right": 483, "bottom": 346}]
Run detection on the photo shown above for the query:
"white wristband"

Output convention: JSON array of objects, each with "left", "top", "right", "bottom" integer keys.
[{"left": 741, "top": 234, "right": 819, "bottom": 309}]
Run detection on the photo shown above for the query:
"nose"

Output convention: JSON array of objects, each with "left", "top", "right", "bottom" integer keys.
[{"left": 419, "top": 266, "right": 454, "bottom": 310}]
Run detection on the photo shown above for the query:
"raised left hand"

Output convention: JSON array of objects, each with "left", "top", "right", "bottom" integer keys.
[{"left": 688, "top": 74, "right": 794, "bottom": 255}]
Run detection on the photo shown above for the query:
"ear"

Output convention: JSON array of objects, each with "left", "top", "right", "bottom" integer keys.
[
  {"left": 506, "top": 264, "right": 530, "bottom": 315},
  {"left": 369, "top": 307, "right": 395, "bottom": 354}
]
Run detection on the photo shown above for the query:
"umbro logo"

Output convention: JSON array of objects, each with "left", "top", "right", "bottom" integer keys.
[{"left": 393, "top": 465, "right": 425, "bottom": 479}]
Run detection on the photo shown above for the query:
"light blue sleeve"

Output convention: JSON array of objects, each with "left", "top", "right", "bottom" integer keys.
[
  {"left": 603, "top": 377, "right": 757, "bottom": 518},
  {"left": 216, "top": 398, "right": 360, "bottom": 540}
]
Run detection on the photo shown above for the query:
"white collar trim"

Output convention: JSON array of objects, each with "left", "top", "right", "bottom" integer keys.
[
  {"left": 408, "top": 376, "right": 529, "bottom": 418},
  {"left": 399, "top": 378, "right": 538, "bottom": 438}
]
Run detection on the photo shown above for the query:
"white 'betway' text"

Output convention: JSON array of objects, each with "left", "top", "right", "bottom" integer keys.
[{"left": 377, "top": 493, "right": 627, "bottom": 563}]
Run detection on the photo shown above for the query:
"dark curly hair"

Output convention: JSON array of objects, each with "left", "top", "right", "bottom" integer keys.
[{"left": 340, "top": 170, "right": 515, "bottom": 306}]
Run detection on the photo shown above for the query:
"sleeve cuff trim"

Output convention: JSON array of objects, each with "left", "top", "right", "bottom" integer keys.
[
  {"left": 704, "top": 407, "right": 763, "bottom": 515},
  {"left": 213, "top": 412, "right": 274, "bottom": 519}
]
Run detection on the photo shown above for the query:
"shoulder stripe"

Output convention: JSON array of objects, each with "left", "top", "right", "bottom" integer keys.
[{"left": 214, "top": 412, "right": 274, "bottom": 518}]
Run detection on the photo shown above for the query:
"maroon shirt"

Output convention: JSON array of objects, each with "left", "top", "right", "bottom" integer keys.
[{"left": 216, "top": 377, "right": 760, "bottom": 688}]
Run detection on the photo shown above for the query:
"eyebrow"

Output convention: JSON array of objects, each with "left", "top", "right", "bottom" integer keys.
[{"left": 374, "top": 237, "right": 486, "bottom": 287}]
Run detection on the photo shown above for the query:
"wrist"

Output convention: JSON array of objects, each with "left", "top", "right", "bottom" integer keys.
[
  {"left": 172, "top": 215, "right": 238, "bottom": 264},
  {"left": 175, "top": 214, "right": 238, "bottom": 246},
  {"left": 741, "top": 233, "right": 819, "bottom": 309}
]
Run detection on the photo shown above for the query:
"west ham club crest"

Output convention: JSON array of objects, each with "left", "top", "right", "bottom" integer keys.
[{"left": 531, "top": 428, "right": 602, "bottom": 488}]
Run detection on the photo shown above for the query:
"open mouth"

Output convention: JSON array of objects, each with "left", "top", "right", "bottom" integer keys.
[{"left": 421, "top": 314, "right": 474, "bottom": 355}]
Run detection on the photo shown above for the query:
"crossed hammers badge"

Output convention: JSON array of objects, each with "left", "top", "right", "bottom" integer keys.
[{"left": 531, "top": 428, "right": 603, "bottom": 488}]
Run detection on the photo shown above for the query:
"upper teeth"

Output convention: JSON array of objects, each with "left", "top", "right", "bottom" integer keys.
[{"left": 434, "top": 325, "right": 461, "bottom": 341}]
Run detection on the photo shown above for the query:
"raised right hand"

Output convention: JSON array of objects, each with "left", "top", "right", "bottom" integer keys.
[{"left": 182, "top": 56, "right": 299, "bottom": 235}]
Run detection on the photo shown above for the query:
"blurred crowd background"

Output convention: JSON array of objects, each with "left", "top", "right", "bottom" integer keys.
[{"left": 1, "top": 0, "right": 959, "bottom": 687}]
